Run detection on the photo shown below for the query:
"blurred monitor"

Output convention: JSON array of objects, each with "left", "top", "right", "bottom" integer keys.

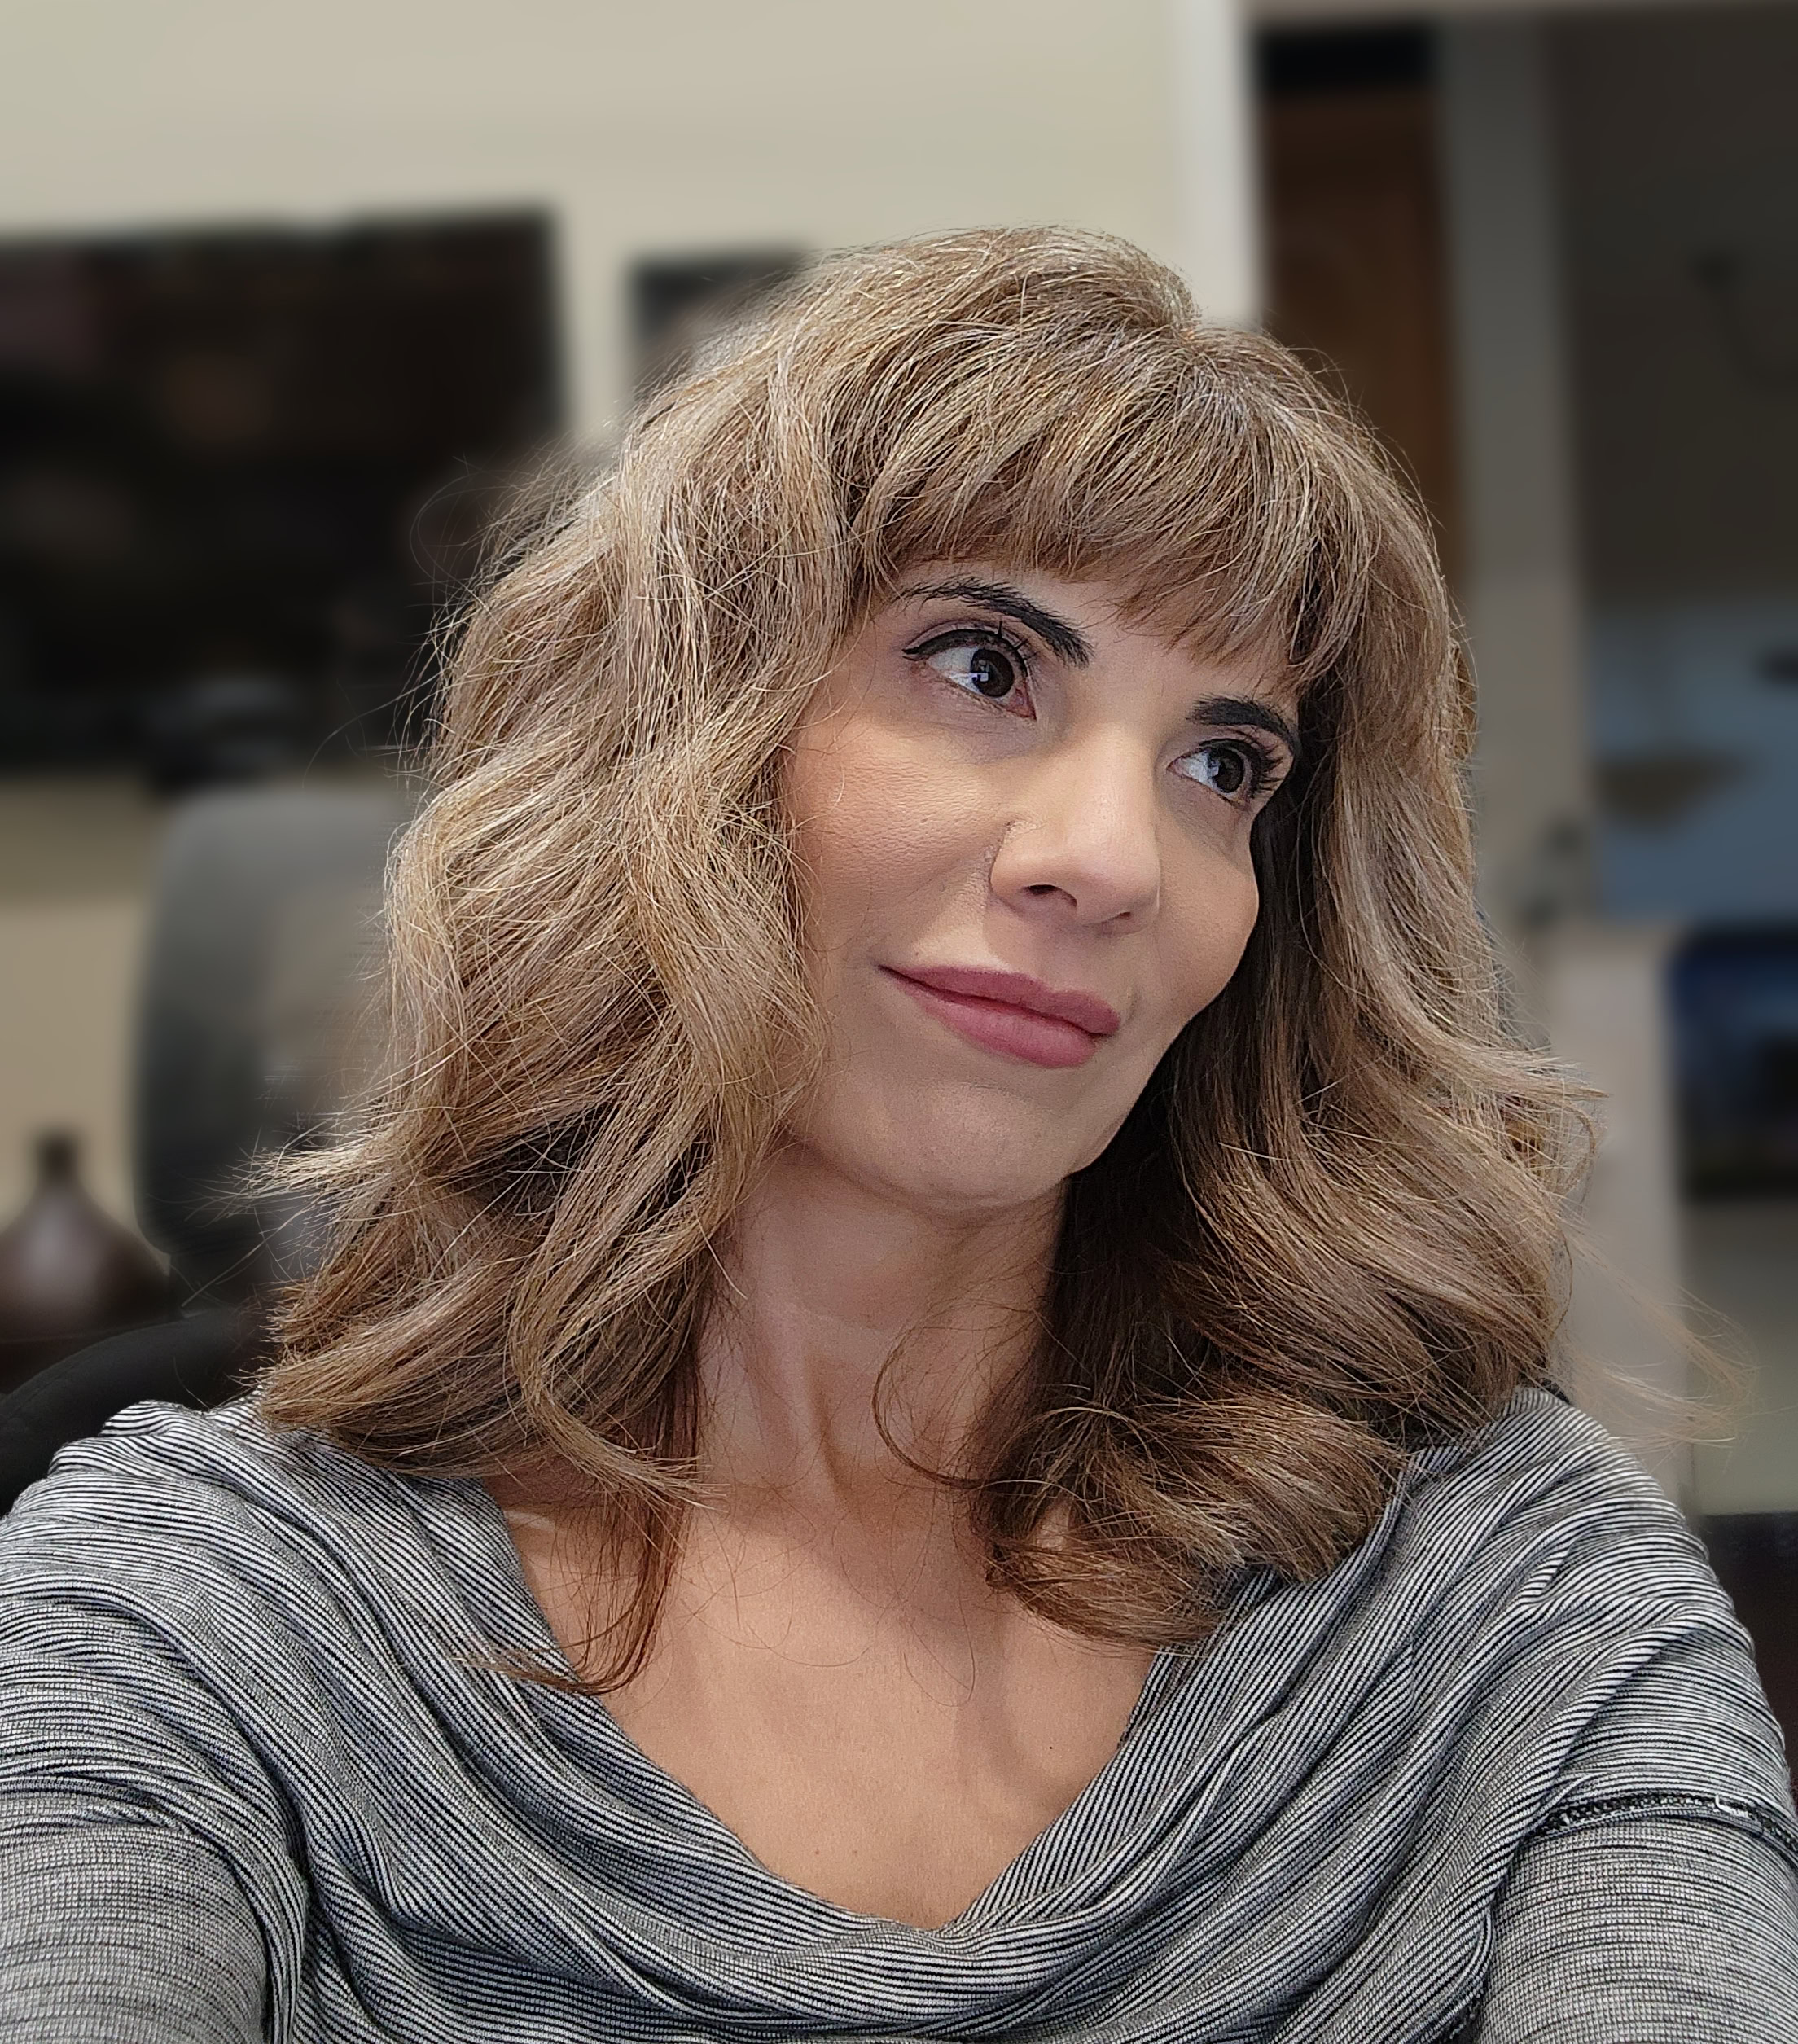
[{"left": 0, "top": 212, "right": 560, "bottom": 781}]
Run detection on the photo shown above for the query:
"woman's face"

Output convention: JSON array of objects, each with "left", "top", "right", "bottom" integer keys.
[{"left": 782, "top": 564, "right": 1298, "bottom": 1218}]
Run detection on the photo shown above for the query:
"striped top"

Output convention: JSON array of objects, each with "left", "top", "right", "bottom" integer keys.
[{"left": 2, "top": 1385, "right": 1796, "bottom": 2042}]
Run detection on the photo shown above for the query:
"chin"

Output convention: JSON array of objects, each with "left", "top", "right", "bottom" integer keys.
[{"left": 822, "top": 1082, "right": 1113, "bottom": 1219}]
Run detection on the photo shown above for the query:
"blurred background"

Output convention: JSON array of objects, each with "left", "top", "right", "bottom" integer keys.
[{"left": 0, "top": 0, "right": 1793, "bottom": 1707}]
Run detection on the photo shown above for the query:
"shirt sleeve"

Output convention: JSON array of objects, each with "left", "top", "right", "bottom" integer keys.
[
  {"left": 0, "top": 1819, "right": 266, "bottom": 2043},
  {"left": 1474, "top": 1810, "right": 1798, "bottom": 2043},
  {"left": 0, "top": 1468, "right": 310, "bottom": 2039}
]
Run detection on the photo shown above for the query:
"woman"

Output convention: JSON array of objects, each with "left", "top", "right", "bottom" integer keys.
[{"left": 2, "top": 227, "right": 1794, "bottom": 2042}]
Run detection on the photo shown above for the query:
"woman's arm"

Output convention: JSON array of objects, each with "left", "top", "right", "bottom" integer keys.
[
  {"left": 1, "top": 1821, "right": 266, "bottom": 2043},
  {"left": 0, "top": 1453, "right": 307, "bottom": 2041},
  {"left": 1476, "top": 1811, "right": 1798, "bottom": 2043}
]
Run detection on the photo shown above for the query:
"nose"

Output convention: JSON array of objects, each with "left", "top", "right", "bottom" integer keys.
[{"left": 987, "top": 729, "right": 1163, "bottom": 927}]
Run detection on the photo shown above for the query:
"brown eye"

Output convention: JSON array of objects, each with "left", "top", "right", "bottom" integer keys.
[
  {"left": 910, "top": 631, "right": 1029, "bottom": 707},
  {"left": 965, "top": 647, "right": 1017, "bottom": 699},
  {"left": 1177, "top": 740, "right": 1270, "bottom": 802}
]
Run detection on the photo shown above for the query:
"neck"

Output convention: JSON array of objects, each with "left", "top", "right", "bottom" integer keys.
[{"left": 698, "top": 1143, "right": 1063, "bottom": 1514}]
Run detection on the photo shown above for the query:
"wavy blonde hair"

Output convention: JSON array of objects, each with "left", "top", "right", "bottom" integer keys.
[{"left": 261, "top": 226, "right": 1587, "bottom": 1686}]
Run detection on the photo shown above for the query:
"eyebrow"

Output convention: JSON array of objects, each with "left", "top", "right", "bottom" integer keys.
[
  {"left": 1190, "top": 694, "right": 1301, "bottom": 761},
  {"left": 897, "top": 579, "right": 1094, "bottom": 667}
]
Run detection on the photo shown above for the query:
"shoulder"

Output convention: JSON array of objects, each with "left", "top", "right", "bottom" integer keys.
[
  {"left": 0, "top": 1396, "right": 514, "bottom": 1686},
  {"left": 1169, "top": 1386, "right": 1798, "bottom": 1941},
  {"left": 1392, "top": 1387, "right": 1795, "bottom": 1831},
  {"left": 1196, "top": 1386, "right": 1794, "bottom": 1846},
  {"left": 0, "top": 1397, "right": 546, "bottom": 1874},
  {"left": 1367, "top": 1384, "right": 1743, "bottom": 1680},
  {"left": 6, "top": 1393, "right": 422, "bottom": 1565},
  {"left": 0, "top": 1403, "right": 406, "bottom": 1984},
  {"left": 1399, "top": 1383, "right": 1708, "bottom": 1585}
]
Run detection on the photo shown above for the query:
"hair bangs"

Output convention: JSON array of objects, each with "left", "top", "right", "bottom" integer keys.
[{"left": 822, "top": 320, "right": 1380, "bottom": 693}]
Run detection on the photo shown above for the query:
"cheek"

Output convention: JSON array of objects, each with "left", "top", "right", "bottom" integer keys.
[
  {"left": 1161, "top": 853, "right": 1262, "bottom": 1029},
  {"left": 784, "top": 725, "right": 983, "bottom": 951}
]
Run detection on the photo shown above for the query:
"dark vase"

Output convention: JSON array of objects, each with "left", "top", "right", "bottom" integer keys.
[{"left": 0, "top": 1132, "right": 179, "bottom": 1397}]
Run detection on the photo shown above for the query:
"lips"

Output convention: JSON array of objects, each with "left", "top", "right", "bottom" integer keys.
[{"left": 882, "top": 964, "right": 1120, "bottom": 1070}]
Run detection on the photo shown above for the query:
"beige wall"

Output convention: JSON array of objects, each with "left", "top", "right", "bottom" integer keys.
[
  {"left": 0, "top": 0, "right": 1256, "bottom": 1235},
  {"left": 0, "top": 0, "right": 1256, "bottom": 438}
]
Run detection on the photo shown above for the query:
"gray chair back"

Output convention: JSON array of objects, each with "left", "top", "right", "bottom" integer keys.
[{"left": 133, "top": 779, "right": 414, "bottom": 1300}]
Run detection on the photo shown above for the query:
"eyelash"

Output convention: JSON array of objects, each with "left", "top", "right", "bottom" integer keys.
[
  {"left": 904, "top": 625, "right": 1034, "bottom": 703},
  {"left": 1177, "top": 735, "right": 1284, "bottom": 804},
  {"left": 903, "top": 622, "right": 1287, "bottom": 807}
]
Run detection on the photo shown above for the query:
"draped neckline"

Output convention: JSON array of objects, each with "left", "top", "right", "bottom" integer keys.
[{"left": 462, "top": 1473, "right": 1208, "bottom": 1935}]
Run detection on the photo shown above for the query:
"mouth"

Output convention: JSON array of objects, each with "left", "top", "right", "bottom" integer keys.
[{"left": 881, "top": 964, "right": 1120, "bottom": 1071}]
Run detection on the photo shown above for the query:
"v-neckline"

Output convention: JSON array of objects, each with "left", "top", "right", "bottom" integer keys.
[{"left": 463, "top": 1473, "right": 1186, "bottom": 1933}]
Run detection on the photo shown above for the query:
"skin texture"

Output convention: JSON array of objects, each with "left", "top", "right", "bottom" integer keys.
[{"left": 497, "top": 566, "right": 1298, "bottom": 1928}]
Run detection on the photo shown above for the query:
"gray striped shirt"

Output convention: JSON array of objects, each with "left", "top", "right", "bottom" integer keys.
[{"left": 2, "top": 1386, "right": 1796, "bottom": 2042}]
